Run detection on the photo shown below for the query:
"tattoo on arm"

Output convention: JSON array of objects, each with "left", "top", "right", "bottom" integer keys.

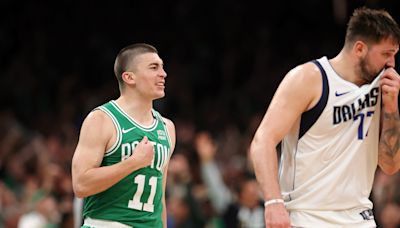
[{"left": 381, "top": 112, "right": 400, "bottom": 158}]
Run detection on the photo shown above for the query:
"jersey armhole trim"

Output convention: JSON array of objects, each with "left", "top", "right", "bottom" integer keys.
[
  {"left": 298, "top": 60, "right": 330, "bottom": 139},
  {"left": 96, "top": 106, "right": 122, "bottom": 157}
]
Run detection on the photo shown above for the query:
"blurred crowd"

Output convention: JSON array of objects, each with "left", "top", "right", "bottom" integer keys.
[{"left": 1, "top": 0, "right": 400, "bottom": 227}]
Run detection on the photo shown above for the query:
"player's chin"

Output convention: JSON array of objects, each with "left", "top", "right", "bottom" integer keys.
[{"left": 154, "top": 91, "right": 165, "bottom": 99}]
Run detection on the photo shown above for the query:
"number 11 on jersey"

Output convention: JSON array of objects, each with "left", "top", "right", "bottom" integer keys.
[{"left": 128, "top": 175, "right": 157, "bottom": 212}]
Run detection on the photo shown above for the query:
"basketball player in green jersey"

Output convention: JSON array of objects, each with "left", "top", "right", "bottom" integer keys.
[{"left": 72, "top": 43, "right": 175, "bottom": 228}]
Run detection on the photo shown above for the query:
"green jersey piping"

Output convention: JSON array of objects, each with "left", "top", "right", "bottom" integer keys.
[
  {"left": 110, "top": 100, "right": 158, "bottom": 132},
  {"left": 96, "top": 106, "right": 122, "bottom": 157}
]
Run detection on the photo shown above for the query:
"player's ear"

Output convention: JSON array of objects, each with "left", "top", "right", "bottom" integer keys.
[
  {"left": 121, "top": 71, "right": 136, "bottom": 85},
  {"left": 354, "top": 41, "right": 368, "bottom": 58}
]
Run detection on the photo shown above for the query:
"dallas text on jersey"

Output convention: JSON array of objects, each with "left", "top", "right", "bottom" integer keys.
[{"left": 333, "top": 87, "right": 379, "bottom": 125}]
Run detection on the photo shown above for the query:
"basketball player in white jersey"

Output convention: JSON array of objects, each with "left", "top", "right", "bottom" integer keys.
[{"left": 250, "top": 7, "right": 400, "bottom": 228}]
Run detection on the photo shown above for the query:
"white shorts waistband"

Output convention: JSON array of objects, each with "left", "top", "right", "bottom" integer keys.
[{"left": 83, "top": 217, "right": 132, "bottom": 228}]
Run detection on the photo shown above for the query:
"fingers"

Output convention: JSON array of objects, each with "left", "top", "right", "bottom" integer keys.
[
  {"left": 382, "top": 68, "right": 400, "bottom": 83},
  {"left": 141, "top": 136, "right": 149, "bottom": 143},
  {"left": 135, "top": 136, "right": 153, "bottom": 155},
  {"left": 381, "top": 69, "right": 400, "bottom": 93},
  {"left": 382, "top": 84, "right": 399, "bottom": 94},
  {"left": 384, "top": 68, "right": 400, "bottom": 77},
  {"left": 381, "top": 69, "right": 400, "bottom": 113},
  {"left": 132, "top": 136, "right": 154, "bottom": 168}
]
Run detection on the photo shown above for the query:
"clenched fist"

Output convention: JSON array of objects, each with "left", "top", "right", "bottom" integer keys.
[
  {"left": 132, "top": 136, "right": 154, "bottom": 169},
  {"left": 380, "top": 68, "right": 400, "bottom": 113}
]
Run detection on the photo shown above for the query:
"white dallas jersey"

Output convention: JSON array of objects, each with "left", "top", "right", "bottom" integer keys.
[{"left": 279, "top": 56, "right": 381, "bottom": 227}]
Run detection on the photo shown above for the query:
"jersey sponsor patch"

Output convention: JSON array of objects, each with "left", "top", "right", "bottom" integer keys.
[
  {"left": 359, "top": 209, "right": 374, "bottom": 221},
  {"left": 157, "top": 130, "right": 167, "bottom": 140}
]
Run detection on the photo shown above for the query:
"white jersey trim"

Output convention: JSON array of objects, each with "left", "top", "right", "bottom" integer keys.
[
  {"left": 110, "top": 100, "right": 158, "bottom": 132},
  {"left": 84, "top": 217, "right": 132, "bottom": 228},
  {"left": 96, "top": 106, "right": 122, "bottom": 157}
]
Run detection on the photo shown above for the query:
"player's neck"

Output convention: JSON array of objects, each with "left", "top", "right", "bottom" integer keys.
[
  {"left": 329, "top": 51, "right": 366, "bottom": 86},
  {"left": 115, "top": 95, "right": 154, "bottom": 125}
]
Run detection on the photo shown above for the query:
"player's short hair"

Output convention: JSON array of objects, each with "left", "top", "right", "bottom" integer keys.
[
  {"left": 114, "top": 43, "right": 158, "bottom": 90},
  {"left": 345, "top": 7, "right": 400, "bottom": 47}
]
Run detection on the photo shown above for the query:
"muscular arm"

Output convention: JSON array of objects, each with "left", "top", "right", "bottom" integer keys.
[
  {"left": 379, "top": 111, "right": 400, "bottom": 174},
  {"left": 162, "top": 118, "right": 176, "bottom": 228},
  {"left": 378, "top": 69, "right": 400, "bottom": 174},
  {"left": 72, "top": 110, "right": 152, "bottom": 198},
  {"left": 250, "top": 63, "right": 321, "bottom": 226},
  {"left": 250, "top": 63, "right": 320, "bottom": 200}
]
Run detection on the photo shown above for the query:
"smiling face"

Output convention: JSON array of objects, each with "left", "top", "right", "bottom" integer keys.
[
  {"left": 129, "top": 52, "right": 167, "bottom": 100},
  {"left": 358, "top": 38, "right": 399, "bottom": 83}
]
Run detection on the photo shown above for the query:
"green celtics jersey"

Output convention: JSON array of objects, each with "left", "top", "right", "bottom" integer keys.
[{"left": 83, "top": 100, "right": 172, "bottom": 228}]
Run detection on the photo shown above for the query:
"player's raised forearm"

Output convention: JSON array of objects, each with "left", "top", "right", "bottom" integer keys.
[
  {"left": 378, "top": 110, "right": 400, "bottom": 175},
  {"left": 73, "top": 157, "right": 144, "bottom": 198},
  {"left": 250, "top": 134, "right": 282, "bottom": 200},
  {"left": 73, "top": 135, "right": 154, "bottom": 198}
]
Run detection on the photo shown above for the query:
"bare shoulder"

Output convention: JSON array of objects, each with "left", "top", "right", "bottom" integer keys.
[
  {"left": 83, "top": 109, "right": 113, "bottom": 130},
  {"left": 79, "top": 109, "right": 114, "bottom": 143},
  {"left": 281, "top": 62, "right": 323, "bottom": 110},
  {"left": 255, "top": 61, "right": 324, "bottom": 142},
  {"left": 285, "top": 61, "right": 322, "bottom": 85},
  {"left": 162, "top": 117, "right": 175, "bottom": 134}
]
